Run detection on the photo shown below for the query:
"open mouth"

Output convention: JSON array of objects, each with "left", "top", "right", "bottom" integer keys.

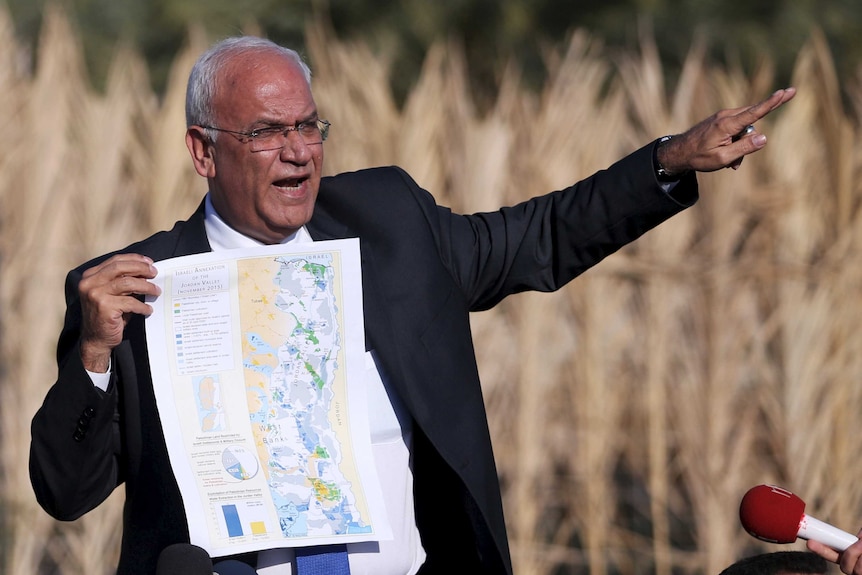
[{"left": 273, "top": 176, "right": 307, "bottom": 191}]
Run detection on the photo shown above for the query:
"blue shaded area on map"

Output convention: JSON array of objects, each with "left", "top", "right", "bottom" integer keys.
[{"left": 243, "top": 332, "right": 276, "bottom": 376}]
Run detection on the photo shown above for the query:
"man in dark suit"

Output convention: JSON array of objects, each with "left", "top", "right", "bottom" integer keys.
[{"left": 29, "top": 36, "right": 794, "bottom": 574}]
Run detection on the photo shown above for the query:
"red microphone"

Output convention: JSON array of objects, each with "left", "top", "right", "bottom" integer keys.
[{"left": 739, "top": 484, "right": 859, "bottom": 551}]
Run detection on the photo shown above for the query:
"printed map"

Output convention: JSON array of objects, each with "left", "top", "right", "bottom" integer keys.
[{"left": 237, "top": 253, "right": 372, "bottom": 539}]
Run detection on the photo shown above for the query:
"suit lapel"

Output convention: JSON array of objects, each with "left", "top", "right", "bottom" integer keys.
[{"left": 174, "top": 200, "right": 212, "bottom": 257}]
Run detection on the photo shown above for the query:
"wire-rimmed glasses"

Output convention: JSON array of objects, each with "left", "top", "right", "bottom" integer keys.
[{"left": 201, "top": 119, "right": 331, "bottom": 152}]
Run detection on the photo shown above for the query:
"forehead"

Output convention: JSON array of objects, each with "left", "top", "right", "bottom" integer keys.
[{"left": 214, "top": 50, "right": 316, "bottom": 124}]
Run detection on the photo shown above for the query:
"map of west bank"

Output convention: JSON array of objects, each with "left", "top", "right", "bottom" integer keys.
[
  {"left": 147, "top": 240, "right": 388, "bottom": 556},
  {"left": 238, "top": 253, "right": 371, "bottom": 538}
]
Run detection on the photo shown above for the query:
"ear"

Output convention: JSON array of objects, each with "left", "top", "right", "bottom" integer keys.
[{"left": 186, "top": 126, "right": 216, "bottom": 178}]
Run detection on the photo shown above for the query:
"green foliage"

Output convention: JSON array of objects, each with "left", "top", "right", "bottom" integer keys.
[{"left": 5, "top": 0, "right": 862, "bottom": 104}]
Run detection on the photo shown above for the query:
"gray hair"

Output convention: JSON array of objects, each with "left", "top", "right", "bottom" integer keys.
[{"left": 185, "top": 36, "right": 313, "bottom": 129}]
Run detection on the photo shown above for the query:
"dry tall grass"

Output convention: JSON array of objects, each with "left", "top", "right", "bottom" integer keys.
[{"left": 2, "top": 6, "right": 861, "bottom": 575}]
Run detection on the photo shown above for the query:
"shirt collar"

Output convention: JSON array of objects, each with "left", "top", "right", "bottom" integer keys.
[{"left": 203, "top": 193, "right": 312, "bottom": 251}]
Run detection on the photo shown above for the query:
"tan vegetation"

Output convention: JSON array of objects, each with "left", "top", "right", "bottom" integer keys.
[{"left": 2, "top": 5, "right": 861, "bottom": 575}]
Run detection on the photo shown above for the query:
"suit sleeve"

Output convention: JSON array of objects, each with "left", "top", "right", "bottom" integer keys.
[
  {"left": 29, "top": 267, "right": 122, "bottom": 521},
  {"left": 426, "top": 140, "right": 698, "bottom": 310}
]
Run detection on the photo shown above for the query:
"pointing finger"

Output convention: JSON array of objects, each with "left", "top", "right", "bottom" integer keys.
[{"left": 733, "top": 87, "right": 796, "bottom": 132}]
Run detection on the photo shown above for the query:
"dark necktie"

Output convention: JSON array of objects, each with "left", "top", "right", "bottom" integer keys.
[{"left": 294, "top": 544, "right": 350, "bottom": 575}]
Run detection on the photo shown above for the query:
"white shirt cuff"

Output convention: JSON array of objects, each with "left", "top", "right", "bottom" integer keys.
[{"left": 86, "top": 360, "right": 112, "bottom": 392}]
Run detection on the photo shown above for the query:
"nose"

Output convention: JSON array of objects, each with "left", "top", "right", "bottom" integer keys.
[{"left": 279, "top": 130, "right": 314, "bottom": 163}]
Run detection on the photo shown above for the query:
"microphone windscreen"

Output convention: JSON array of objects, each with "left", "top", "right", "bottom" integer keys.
[
  {"left": 740, "top": 484, "right": 806, "bottom": 544},
  {"left": 156, "top": 543, "right": 214, "bottom": 575}
]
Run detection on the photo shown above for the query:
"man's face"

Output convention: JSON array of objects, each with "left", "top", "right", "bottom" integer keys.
[{"left": 200, "top": 50, "right": 324, "bottom": 244}]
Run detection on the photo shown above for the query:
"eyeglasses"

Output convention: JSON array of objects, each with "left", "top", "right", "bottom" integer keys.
[{"left": 201, "top": 119, "right": 331, "bottom": 152}]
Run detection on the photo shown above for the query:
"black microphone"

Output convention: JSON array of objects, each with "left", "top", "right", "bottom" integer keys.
[
  {"left": 212, "top": 559, "right": 259, "bottom": 574},
  {"left": 156, "top": 543, "right": 214, "bottom": 575}
]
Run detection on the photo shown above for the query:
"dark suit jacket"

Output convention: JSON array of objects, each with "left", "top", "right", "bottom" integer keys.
[{"left": 30, "top": 142, "right": 697, "bottom": 574}]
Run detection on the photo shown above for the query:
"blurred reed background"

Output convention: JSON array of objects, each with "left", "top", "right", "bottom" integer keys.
[{"left": 2, "top": 4, "right": 862, "bottom": 575}]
